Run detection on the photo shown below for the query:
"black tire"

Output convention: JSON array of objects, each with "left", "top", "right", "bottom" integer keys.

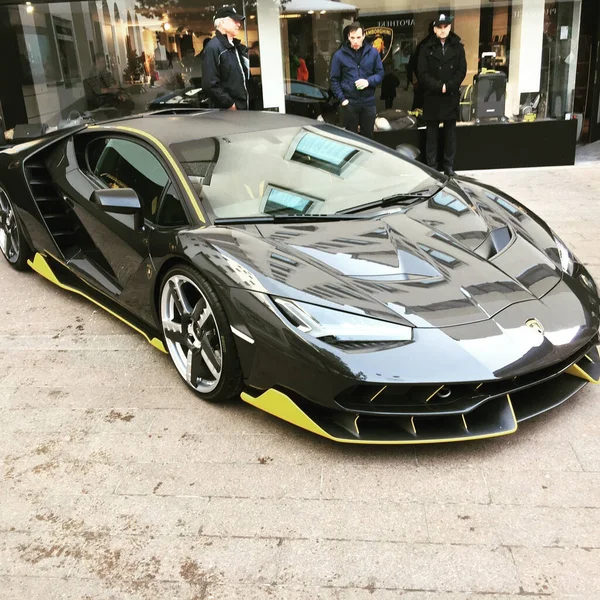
[
  {"left": 0, "top": 186, "right": 32, "bottom": 271},
  {"left": 159, "top": 263, "right": 243, "bottom": 402}
]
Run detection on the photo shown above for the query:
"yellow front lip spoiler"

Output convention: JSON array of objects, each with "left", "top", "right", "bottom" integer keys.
[
  {"left": 241, "top": 388, "right": 519, "bottom": 445},
  {"left": 242, "top": 350, "right": 600, "bottom": 444}
]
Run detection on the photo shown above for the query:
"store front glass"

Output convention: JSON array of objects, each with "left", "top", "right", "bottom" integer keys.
[
  {"left": 276, "top": 0, "right": 583, "bottom": 129},
  {"left": 0, "top": 0, "right": 262, "bottom": 135},
  {"left": 0, "top": 0, "right": 585, "bottom": 144}
]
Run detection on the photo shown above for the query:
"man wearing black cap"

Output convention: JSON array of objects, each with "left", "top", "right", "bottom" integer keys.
[
  {"left": 202, "top": 6, "right": 249, "bottom": 110},
  {"left": 417, "top": 13, "right": 466, "bottom": 176}
]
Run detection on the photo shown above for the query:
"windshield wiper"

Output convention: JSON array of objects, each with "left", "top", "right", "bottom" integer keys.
[
  {"left": 213, "top": 214, "right": 366, "bottom": 225},
  {"left": 338, "top": 184, "right": 444, "bottom": 215}
]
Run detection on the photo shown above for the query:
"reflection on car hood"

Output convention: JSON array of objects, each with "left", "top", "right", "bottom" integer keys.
[{"left": 199, "top": 184, "right": 562, "bottom": 329}]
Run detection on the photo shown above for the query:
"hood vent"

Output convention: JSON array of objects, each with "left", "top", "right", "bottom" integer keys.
[{"left": 474, "top": 226, "right": 512, "bottom": 260}]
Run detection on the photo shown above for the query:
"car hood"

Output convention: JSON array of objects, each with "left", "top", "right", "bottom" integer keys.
[{"left": 195, "top": 184, "right": 563, "bottom": 329}]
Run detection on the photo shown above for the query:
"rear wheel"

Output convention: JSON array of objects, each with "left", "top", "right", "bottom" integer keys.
[
  {"left": 0, "top": 186, "right": 32, "bottom": 270},
  {"left": 159, "top": 264, "right": 243, "bottom": 402}
]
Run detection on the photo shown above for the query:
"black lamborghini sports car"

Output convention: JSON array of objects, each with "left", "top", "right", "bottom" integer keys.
[{"left": 1, "top": 110, "right": 599, "bottom": 444}]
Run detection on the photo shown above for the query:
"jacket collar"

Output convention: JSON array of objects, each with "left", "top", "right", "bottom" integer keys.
[
  {"left": 425, "top": 31, "right": 461, "bottom": 49},
  {"left": 341, "top": 41, "right": 373, "bottom": 57},
  {"left": 215, "top": 29, "right": 241, "bottom": 49}
]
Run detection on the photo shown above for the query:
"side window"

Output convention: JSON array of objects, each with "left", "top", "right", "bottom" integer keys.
[
  {"left": 92, "top": 138, "right": 169, "bottom": 222},
  {"left": 86, "top": 138, "right": 108, "bottom": 172},
  {"left": 157, "top": 184, "right": 189, "bottom": 228}
]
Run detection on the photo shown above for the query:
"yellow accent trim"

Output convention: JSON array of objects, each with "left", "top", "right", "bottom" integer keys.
[
  {"left": 28, "top": 253, "right": 167, "bottom": 354},
  {"left": 87, "top": 124, "right": 205, "bottom": 224},
  {"left": 369, "top": 385, "right": 387, "bottom": 402},
  {"left": 461, "top": 414, "right": 468, "bottom": 430},
  {"left": 460, "top": 84, "right": 473, "bottom": 106},
  {"left": 506, "top": 394, "right": 517, "bottom": 426},
  {"left": 475, "top": 382, "right": 483, "bottom": 390},
  {"left": 410, "top": 416, "right": 417, "bottom": 436},
  {"left": 566, "top": 363, "right": 600, "bottom": 384},
  {"left": 425, "top": 385, "right": 444, "bottom": 403},
  {"left": 353, "top": 415, "right": 360, "bottom": 436},
  {"left": 240, "top": 389, "right": 518, "bottom": 445}
]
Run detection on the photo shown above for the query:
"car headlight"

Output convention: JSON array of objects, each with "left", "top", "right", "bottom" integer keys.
[
  {"left": 554, "top": 235, "right": 575, "bottom": 276},
  {"left": 274, "top": 298, "right": 413, "bottom": 342}
]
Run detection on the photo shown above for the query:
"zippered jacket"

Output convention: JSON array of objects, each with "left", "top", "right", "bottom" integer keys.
[
  {"left": 202, "top": 31, "right": 249, "bottom": 109},
  {"left": 330, "top": 42, "right": 384, "bottom": 106}
]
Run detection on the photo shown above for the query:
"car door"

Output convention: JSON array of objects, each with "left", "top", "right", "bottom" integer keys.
[{"left": 66, "top": 135, "right": 172, "bottom": 297}]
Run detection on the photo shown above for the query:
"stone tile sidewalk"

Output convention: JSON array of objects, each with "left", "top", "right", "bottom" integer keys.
[{"left": 0, "top": 165, "right": 599, "bottom": 599}]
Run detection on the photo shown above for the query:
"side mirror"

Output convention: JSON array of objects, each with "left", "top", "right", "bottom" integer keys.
[
  {"left": 395, "top": 143, "right": 421, "bottom": 161},
  {"left": 91, "top": 188, "right": 143, "bottom": 231}
]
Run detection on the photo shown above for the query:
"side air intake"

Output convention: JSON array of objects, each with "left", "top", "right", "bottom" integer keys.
[{"left": 25, "top": 159, "right": 82, "bottom": 258}]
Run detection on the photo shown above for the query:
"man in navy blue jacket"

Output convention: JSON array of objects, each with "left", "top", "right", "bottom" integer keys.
[{"left": 330, "top": 22, "right": 384, "bottom": 139}]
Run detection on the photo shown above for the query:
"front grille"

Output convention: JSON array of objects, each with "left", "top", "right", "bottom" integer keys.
[{"left": 334, "top": 336, "right": 599, "bottom": 416}]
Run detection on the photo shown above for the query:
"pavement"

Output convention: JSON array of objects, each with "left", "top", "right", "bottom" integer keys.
[
  {"left": 575, "top": 139, "right": 600, "bottom": 165},
  {"left": 1, "top": 162, "right": 600, "bottom": 599}
]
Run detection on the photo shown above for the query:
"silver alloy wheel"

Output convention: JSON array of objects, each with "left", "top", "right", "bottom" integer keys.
[
  {"left": 0, "top": 188, "right": 20, "bottom": 263},
  {"left": 160, "top": 273, "right": 223, "bottom": 393}
]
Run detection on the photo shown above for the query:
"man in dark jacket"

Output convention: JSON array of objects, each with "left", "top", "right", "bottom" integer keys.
[
  {"left": 417, "top": 14, "right": 467, "bottom": 176},
  {"left": 406, "top": 24, "right": 434, "bottom": 110},
  {"left": 330, "top": 22, "right": 384, "bottom": 139},
  {"left": 202, "top": 6, "right": 249, "bottom": 110}
]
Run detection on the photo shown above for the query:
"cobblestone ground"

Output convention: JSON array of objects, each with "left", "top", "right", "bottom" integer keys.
[{"left": 0, "top": 165, "right": 599, "bottom": 599}]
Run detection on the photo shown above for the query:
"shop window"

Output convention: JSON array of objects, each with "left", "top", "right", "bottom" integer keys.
[{"left": 53, "top": 16, "right": 81, "bottom": 88}]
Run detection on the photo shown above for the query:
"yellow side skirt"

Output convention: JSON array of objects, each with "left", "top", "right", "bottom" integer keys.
[{"left": 28, "top": 253, "right": 166, "bottom": 353}]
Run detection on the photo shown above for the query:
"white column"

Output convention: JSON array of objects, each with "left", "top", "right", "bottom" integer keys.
[
  {"left": 506, "top": 0, "right": 545, "bottom": 117},
  {"left": 566, "top": 0, "right": 582, "bottom": 114},
  {"left": 256, "top": 0, "right": 286, "bottom": 112}
]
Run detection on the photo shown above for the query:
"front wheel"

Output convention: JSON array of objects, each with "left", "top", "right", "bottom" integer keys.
[
  {"left": 0, "top": 186, "right": 32, "bottom": 270},
  {"left": 159, "top": 264, "right": 243, "bottom": 402}
]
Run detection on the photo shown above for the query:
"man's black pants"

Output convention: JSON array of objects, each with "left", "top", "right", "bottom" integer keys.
[
  {"left": 425, "top": 120, "right": 457, "bottom": 170},
  {"left": 344, "top": 104, "right": 376, "bottom": 139}
]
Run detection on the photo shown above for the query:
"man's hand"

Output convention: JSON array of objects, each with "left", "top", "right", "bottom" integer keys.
[
  {"left": 341, "top": 99, "right": 349, "bottom": 107},
  {"left": 229, "top": 104, "right": 237, "bottom": 111},
  {"left": 442, "top": 83, "right": 447, "bottom": 94},
  {"left": 355, "top": 79, "right": 369, "bottom": 90}
]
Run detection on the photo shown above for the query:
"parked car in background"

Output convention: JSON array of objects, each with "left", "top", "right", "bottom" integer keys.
[{"left": 148, "top": 78, "right": 339, "bottom": 122}]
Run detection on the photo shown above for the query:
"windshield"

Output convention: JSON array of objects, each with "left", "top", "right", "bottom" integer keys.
[{"left": 170, "top": 125, "right": 441, "bottom": 219}]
